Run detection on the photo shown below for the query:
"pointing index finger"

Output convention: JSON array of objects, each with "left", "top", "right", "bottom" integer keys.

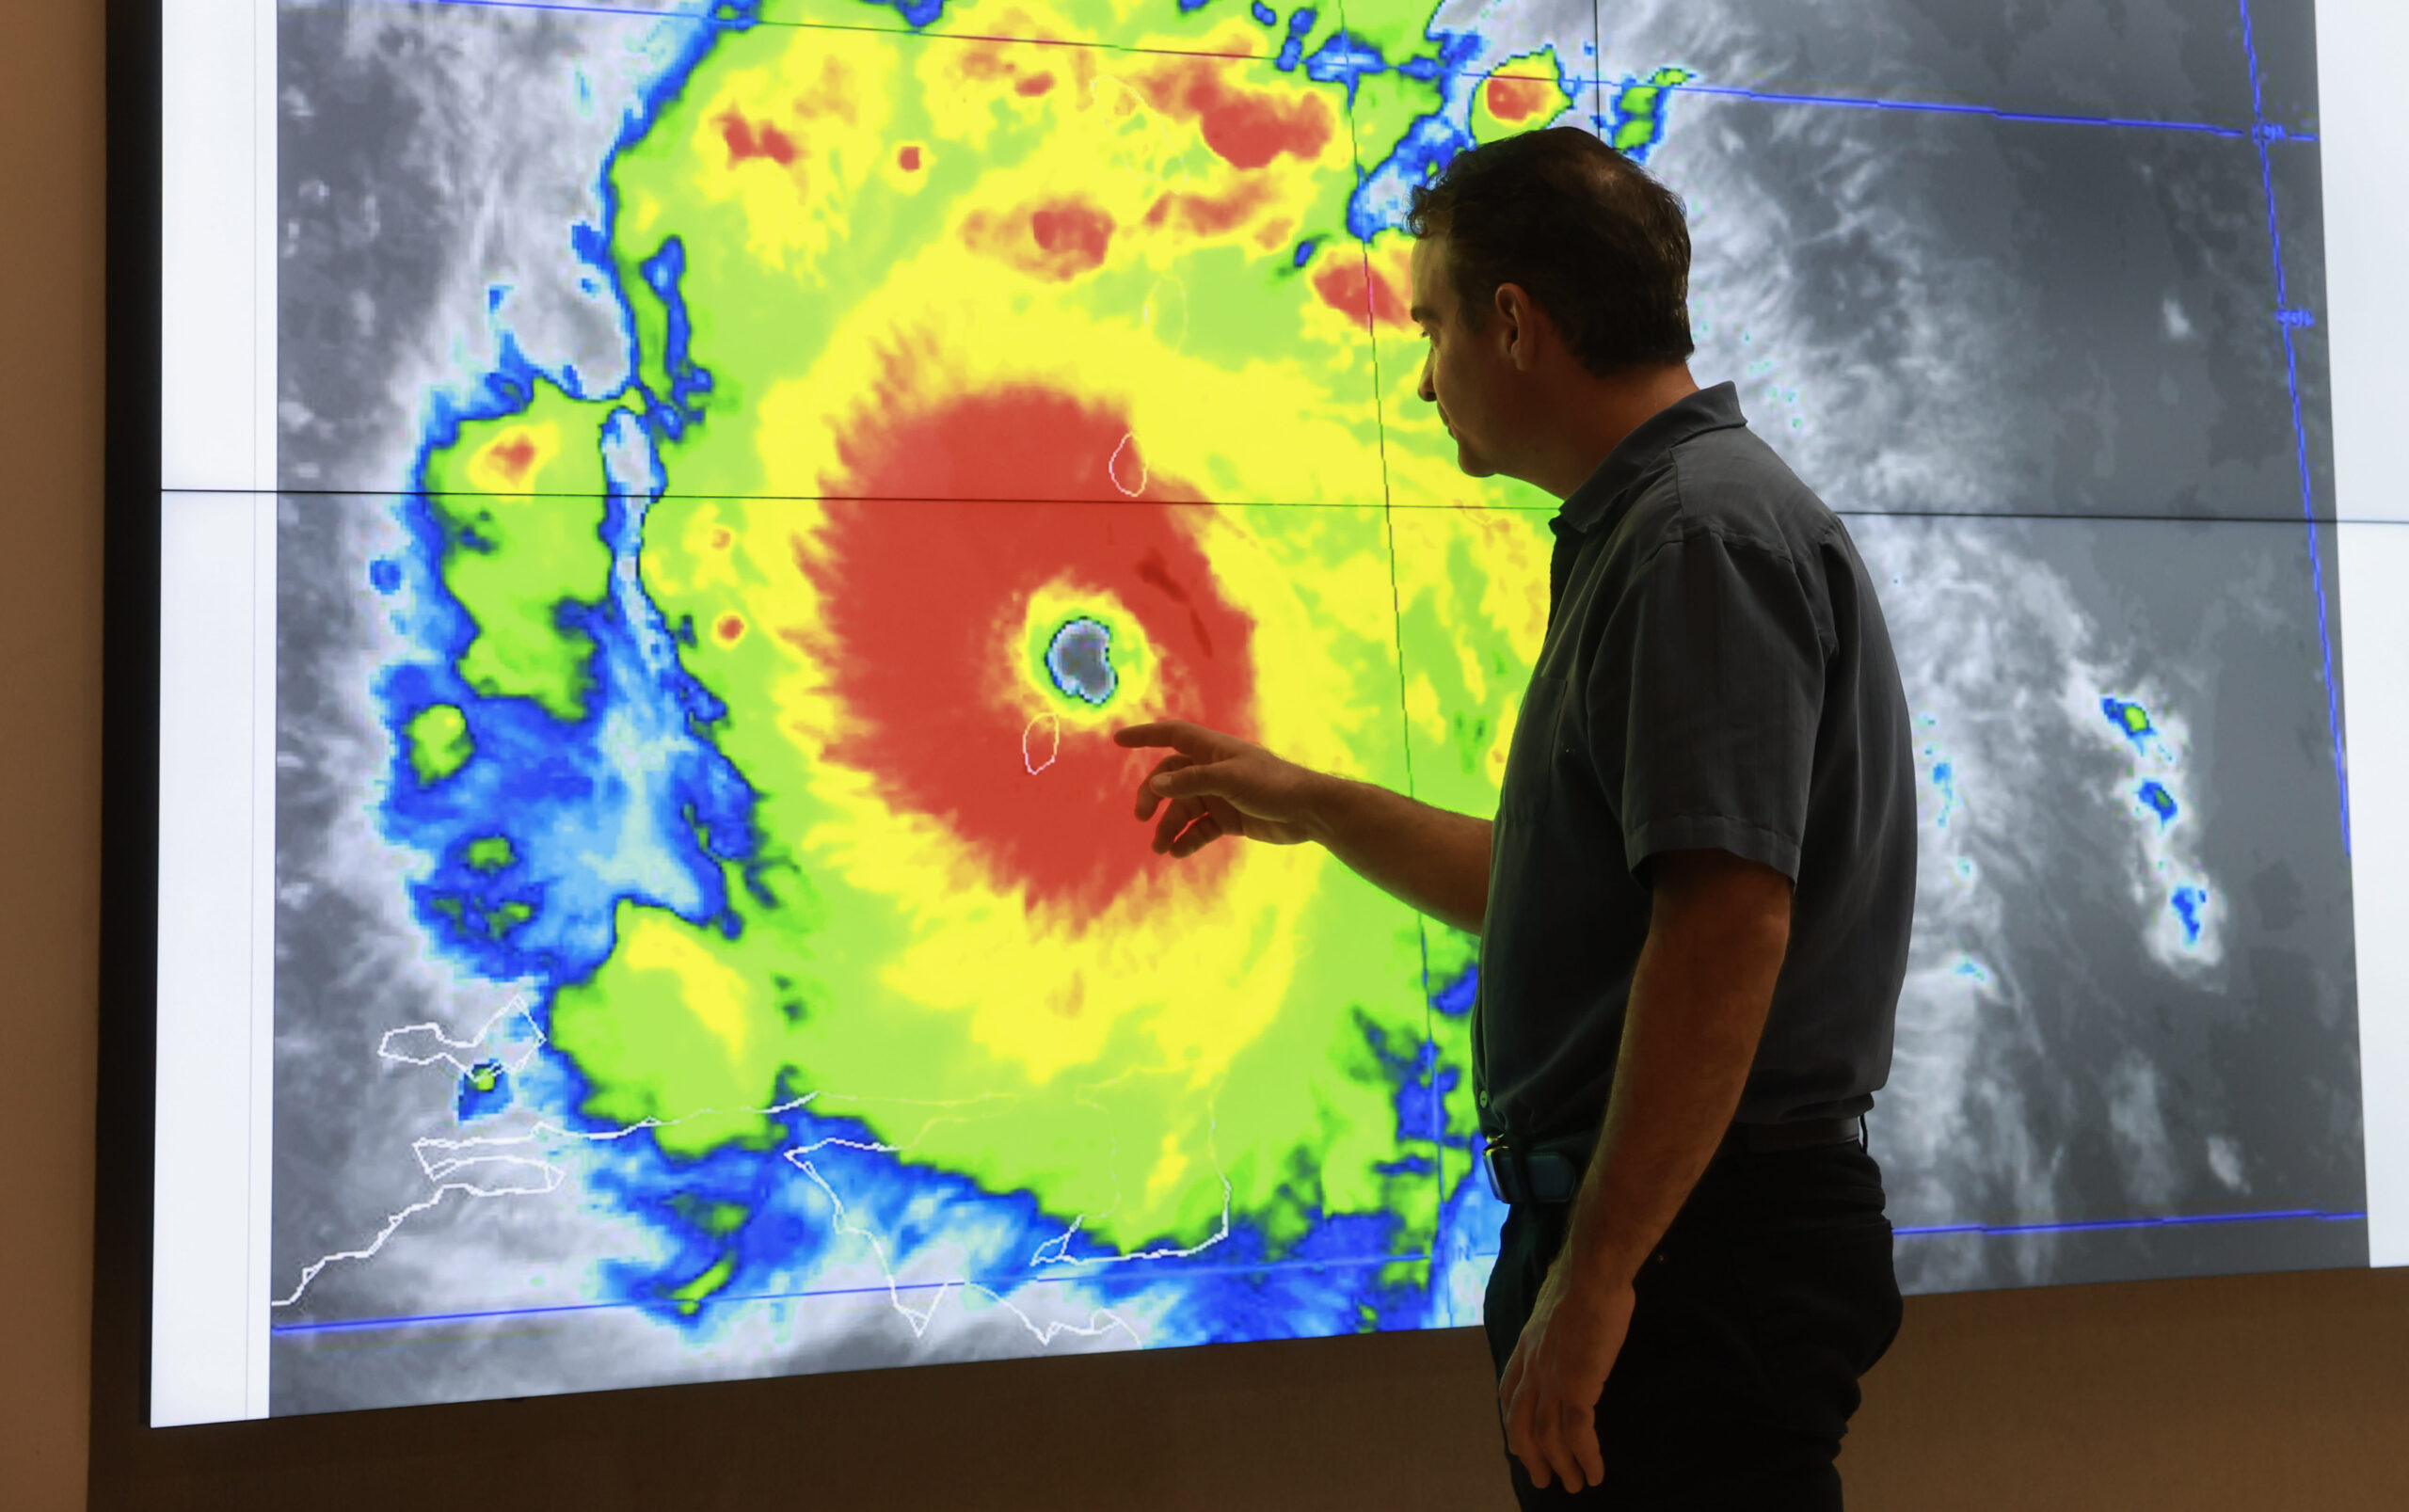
[{"left": 1112, "top": 720, "right": 1204, "bottom": 755}]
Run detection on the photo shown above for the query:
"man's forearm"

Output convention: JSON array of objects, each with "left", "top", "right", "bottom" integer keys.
[
  {"left": 1304, "top": 774, "right": 1492, "bottom": 935},
  {"left": 1556, "top": 853, "right": 1792, "bottom": 1287}
]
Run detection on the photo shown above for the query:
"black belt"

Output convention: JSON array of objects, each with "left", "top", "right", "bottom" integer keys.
[{"left": 1482, "top": 1114, "right": 1865, "bottom": 1206}]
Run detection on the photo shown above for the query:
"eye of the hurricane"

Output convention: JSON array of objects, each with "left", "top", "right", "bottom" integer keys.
[{"left": 1046, "top": 616, "right": 1118, "bottom": 706}]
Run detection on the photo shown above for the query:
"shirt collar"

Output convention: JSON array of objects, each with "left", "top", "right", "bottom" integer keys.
[{"left": 1555, "top": 381, "right": 1749, "bottom": 534}]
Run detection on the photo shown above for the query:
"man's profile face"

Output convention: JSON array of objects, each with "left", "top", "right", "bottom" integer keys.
[{"left": 1410, "top": 233, "right": 1510, "bottom": 480}]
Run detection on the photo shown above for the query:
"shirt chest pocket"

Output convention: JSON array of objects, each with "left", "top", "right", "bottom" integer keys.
[{"left": 1497, "top": 673, "right": 1572, "bottom": 823}]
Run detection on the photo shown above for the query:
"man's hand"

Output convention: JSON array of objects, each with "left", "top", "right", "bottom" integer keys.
[
  {"left": 1113, "top": 721, "right": 1326, "bottom": 856},
  {"left": 1497, "top": 1256, "right": 1634, "bottom": 1494},
  {"left": 1113, "top": 720, "right": 1493, "bottom": 932}
]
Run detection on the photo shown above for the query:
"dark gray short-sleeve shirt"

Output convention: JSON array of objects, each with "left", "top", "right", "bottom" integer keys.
[{"left": 1474, "top": 383, "right": 1916, "bottom": 1141}]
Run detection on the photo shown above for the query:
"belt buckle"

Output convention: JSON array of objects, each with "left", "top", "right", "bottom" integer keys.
[{"left": 1481, "top": 1133, "right": 1514, "bottom": 1204}]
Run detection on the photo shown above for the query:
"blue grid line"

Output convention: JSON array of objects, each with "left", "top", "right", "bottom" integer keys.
[
  {"left": 1896, "top": 1206, "right": 2365, "bottom": 1239},
  {"left": 1456, "top": 1206, "right": 2367, "bottom": 1265},
  {"left": 280, "top": 1203, "right": 2365, "bottom": 1339},
  {"left": 2237, "top": 0, "right": 2352, "bottom": 854},
  {"left": 383, "top": 0, "right": 1275, "bottom": 58},
  {"left": 270, "top": 1249, "right": 1432, "bottom": 1337},
  {"left": 379, "top": 0, "right": 2324, "bottom": 148},
  {"left": 1432, "top": 78, "right": 2311, "bottom": 139},
  {"left": 408, "top": 0, "right": 740, "bottom": 24},
  {"left": 1661, "top": 80, "right": 2313, "bottom": 141}
]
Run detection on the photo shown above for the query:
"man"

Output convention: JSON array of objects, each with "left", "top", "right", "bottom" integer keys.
[{"left": 1116, "top": 127, "right": 1914, "bottom": 1507}]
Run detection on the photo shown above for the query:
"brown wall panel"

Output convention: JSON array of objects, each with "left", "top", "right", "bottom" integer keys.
[
  {"left": 96, "top": 1328, "right": 1519, "bottom": 1511},
  {"left": 10, "top": 1, "right": 2409, "bottom": 1507},
  {"left": 1, "top": 0, "right": 106, "bottom": 1506},
  {"left": 1847, "top": 1266, "right": 2409, "bottom": 1510}
]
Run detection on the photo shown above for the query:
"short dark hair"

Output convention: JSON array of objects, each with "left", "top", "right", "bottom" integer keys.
[{"left": 1406, "top": 128, "right": 1695, "bottom": 376}]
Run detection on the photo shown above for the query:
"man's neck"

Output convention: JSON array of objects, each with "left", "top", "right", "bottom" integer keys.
[{"left": 1522, "top": 363, "right": 1702, "bottom": 501}]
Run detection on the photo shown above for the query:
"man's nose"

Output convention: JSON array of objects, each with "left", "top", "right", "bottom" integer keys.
[{"left": 1416, "top": 351, "right": 1436, "bottom": 404}]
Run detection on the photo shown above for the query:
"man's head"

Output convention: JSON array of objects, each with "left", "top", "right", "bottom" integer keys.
[{"left": 1406, "top": 129, "right": 1694, "bottom": 485}]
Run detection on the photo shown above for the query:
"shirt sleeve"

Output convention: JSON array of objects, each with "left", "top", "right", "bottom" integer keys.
[{"left": 1596, "top": 525, "right": 1830, "bottom": 882}]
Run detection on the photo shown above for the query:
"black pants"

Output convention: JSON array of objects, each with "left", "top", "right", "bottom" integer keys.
[{"left": 1481, "top": 1140, "right": 1903, "bottom": 1510}]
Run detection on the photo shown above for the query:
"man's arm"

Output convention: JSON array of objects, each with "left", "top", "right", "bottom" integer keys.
[
  {"left": 1497, "top": 847, "right": 1794, "bottom": 1493},
  {"left": 1114, "top": 721, "right": 1492, "bottom": 935}
]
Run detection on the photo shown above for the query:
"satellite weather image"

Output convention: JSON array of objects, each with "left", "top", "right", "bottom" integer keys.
[{"left": 260, "top": 0, "right": 2362, "bottom": 1413}]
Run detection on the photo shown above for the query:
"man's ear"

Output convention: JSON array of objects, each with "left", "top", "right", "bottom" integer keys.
[{"left": 1493, "top": 281, "right": 1540, "bottom": 372}]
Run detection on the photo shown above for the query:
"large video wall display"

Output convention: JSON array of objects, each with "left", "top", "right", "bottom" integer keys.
[{"left": 152, "top": 0, "right": 2383, "bottom": 1423}]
